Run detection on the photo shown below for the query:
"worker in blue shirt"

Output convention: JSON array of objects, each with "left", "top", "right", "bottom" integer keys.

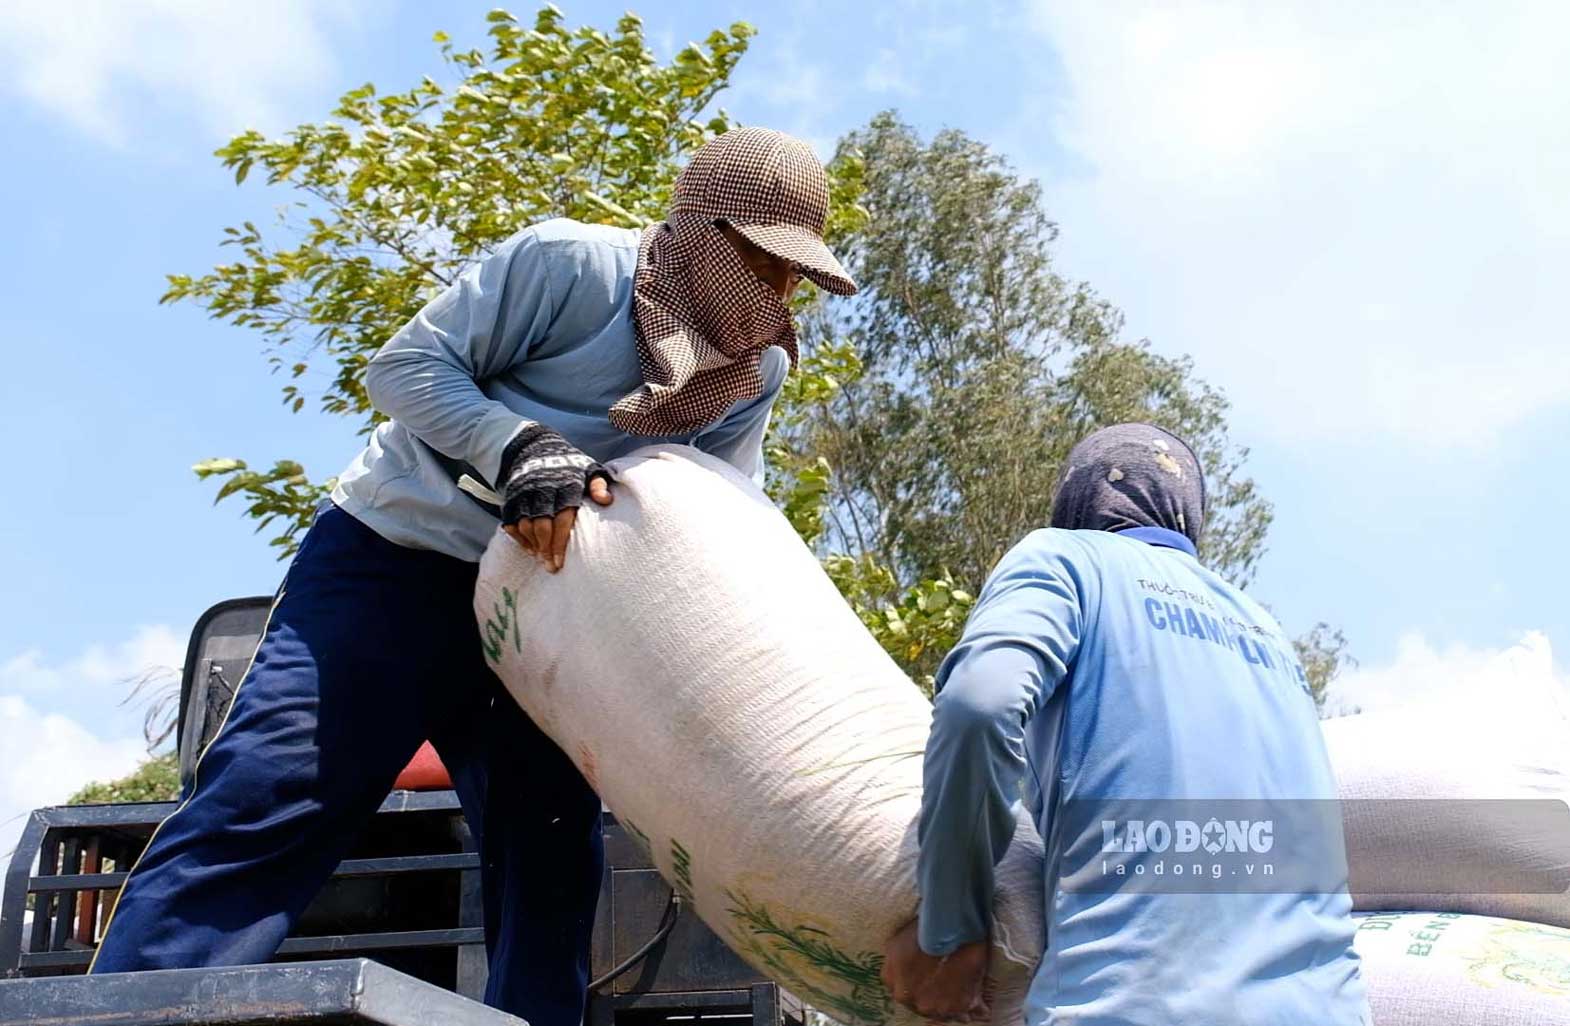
[
  {"left": 90, "top": 128, "right": 858, "bottom": 1026},
  {"left": 882, "top": 424, "right": 1370, "bottom": 1026}
]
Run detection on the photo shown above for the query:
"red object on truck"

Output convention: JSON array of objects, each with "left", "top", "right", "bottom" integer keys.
[{"left": 393, "top": 741, "right": 452, "bottom": 791}]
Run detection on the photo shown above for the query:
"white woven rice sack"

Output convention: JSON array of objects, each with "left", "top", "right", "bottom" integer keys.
[
  {"left": 475, "top": 446, "right": 1044, "bottom": 1026},
  {"left": 1352, "top": 912, "right": 1570, "bottom": 1025},
  {"left": 1320, "top": 664, "right": 1570, "bottom": 927}
]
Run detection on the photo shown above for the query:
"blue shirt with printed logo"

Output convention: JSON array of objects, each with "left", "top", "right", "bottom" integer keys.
[{"left": 916, "top": 526, "right": 1369, "bottom": 1025}]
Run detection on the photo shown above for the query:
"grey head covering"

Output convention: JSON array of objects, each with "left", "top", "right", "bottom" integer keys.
[{"left": 1050, "top": 423, "right": 1206, "bottom": 547}]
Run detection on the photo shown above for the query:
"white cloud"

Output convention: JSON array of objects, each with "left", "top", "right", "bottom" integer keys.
[
  {"left": 1324, "top": 629, "right": 1569, "bottom": 721},
  {"left": 0, "top": 0, "right": 359, "bottom": 145},
  {"left": 1024, "top": 1, "right": 1570, "bottom": 448},
  {"left": 0, "top": 697, "right": 148, "bottom": 866},
  {"left": 0, "top": 627, "right": 182, "bottom": 866},
  {"left": 1, "top": 624, "right": 183, "bottom": 695}
]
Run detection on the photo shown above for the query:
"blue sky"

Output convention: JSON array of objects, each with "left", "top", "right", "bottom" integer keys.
[{"left": 2, "top": 1, "right": 1567, "bottom": 855}]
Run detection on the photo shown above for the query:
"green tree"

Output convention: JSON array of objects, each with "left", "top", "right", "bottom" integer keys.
[
  {"left": 68, "top": 753, "right": 180, "bottom": 805},
  {"left": 176, "top": 5, "right": 756, "bottom": 556},
  {"left": 1294, "top": 622, "right": 1357, "bottom": 713},
  {"left": 793, "top": 114, "right": 1272, "bottom": 589}
]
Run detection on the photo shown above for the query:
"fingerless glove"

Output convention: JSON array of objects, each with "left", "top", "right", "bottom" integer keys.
[{"left": 498, "top": 423, "right": 609, "bottom": 525}]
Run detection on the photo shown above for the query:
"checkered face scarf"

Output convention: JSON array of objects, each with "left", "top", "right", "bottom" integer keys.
[{"left": 610, "top": 128, "right": 856, "bottom": 436}]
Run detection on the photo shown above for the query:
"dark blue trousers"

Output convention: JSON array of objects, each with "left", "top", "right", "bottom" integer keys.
[{"left": 90, "top": 503, "right": 604, "bottom": 1025}]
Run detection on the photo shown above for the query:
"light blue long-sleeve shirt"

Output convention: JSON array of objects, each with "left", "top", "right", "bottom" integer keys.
[
  {"left": 917, "top": 526, "right": 1369, "bottom": 1026},
  {"left": 332, "top": 218, "right": 788, "bottom": 561}
]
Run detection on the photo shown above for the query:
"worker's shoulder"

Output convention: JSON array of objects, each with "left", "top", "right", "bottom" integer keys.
[
  {"left": 1009, "top": 526, "right": 1159, "bottom": 565},
  {"left": 1001, "top": 527, "right": 1210, "bottom": 596},
  {"left": 524, "top": 217, "right": 641, "bottom": 262},
  {"left": 505, "top": 219, "right": 639, "bottom": 314},
  {"left": 1066, "top": 526, "right": 1209, "bottom": 570},
  {"left": 999, "top": 527, "right": 1106, "bottom": 578},
  {"left": 487, "top": 218, "right": 639, "bottom": 277}
]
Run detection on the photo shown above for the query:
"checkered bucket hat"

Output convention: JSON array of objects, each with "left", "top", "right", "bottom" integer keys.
[
  {"left": 674, "top": 127, "right": 857, "bottom": 296},
  {"left": 610, "top": 128, "right": 858, "bottom": 436}
]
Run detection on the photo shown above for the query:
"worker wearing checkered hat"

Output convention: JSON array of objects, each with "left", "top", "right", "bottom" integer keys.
[{"left": 91, "top": 128, "right": 857, "bottom": 1026}]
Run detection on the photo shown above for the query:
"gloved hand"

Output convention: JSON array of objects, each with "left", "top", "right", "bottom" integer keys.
[{"left": 498, "top": 422, "right": 613, "bottom": 572}]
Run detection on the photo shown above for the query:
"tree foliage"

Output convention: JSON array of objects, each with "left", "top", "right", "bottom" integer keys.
[
  {"left": 68, "top": 753, "right": 180, "bottom": 805},
  {"left": 1294, "top": 622, "right": 1357, "bottom": 713}
]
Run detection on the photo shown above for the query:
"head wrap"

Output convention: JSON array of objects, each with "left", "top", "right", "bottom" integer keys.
[
  {"left": 1050, "top": 423, "right": 1207, "bottom": 546},
  {"left": 610, "top": 127, "right": 857, "bottom": 436}
]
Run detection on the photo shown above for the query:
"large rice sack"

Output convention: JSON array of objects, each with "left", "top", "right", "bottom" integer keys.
[
  {"left": 474, "top": 446, "right": 1045, "bottom": 1026},
  {"left": 1321, "top": 659, "right": 1570, "bottom": 927},
  {"left": 1352, "top": 912, "right": 1570, "bottom": 1024}
]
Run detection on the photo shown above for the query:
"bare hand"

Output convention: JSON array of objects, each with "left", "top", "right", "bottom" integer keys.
[
  {"left": 881, "top": 919, "right": 990, "bottom": 1022},
  {"left": 502, "top": 476, "right": 613, "bottom": 572}
]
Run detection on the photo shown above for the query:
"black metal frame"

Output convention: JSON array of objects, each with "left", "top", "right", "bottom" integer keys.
[
  {"left": 588, "top": 983, "right": 801, "bottom": 1026},
  {"left": 588, "top": 821, "right": 803, "bottom": 1026},
  {"left": 3, "top": 802, "right": 802, "bottom": 1026},
  {"left": 0, "top": 792, "right": 486, "bottom": 995}
]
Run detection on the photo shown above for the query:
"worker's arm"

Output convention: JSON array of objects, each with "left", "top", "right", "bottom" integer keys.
[
  {"left": 363, "top": 228, "right": 610, "bottom": 569},
  {"left": 884, "top": 535, "right": 1084, "bottom": 1019},
  {"left": 363, "top": 227, "right": 554, "bottom": 488}
]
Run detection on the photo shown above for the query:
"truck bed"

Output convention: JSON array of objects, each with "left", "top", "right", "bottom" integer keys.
[{"left": 0, "top": 958, "right": 524, "bottom": 1026}]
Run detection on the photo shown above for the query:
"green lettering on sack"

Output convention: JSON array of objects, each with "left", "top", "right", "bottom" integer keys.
[
  {"left": 504, "top": 588, "right": 521, "bottom": 652},
  {"left": 480, "top": 588, "right": 522, "bottom": 664}
]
